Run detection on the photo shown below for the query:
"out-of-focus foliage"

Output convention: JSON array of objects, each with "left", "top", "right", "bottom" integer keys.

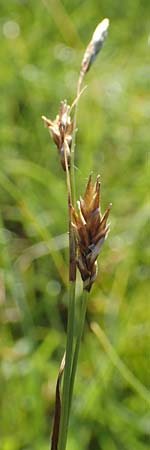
[{"left": 0, "top": 1, "right": 149, "bottom": 449}]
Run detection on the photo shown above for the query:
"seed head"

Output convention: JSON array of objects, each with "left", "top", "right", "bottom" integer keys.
[
  {"left": 81, "top": 18, "right": 109, "bottom": 78},
  {"left": 42, "top": 100, "right": 73, "bottom": 171},
  {"left": 71, "top": 174, "right": 111, "bottom": 291}
]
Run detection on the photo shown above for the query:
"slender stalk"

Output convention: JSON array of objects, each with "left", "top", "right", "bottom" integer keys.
[
  {"left": 58, "top": 134, "right": 76, "bottom": 450},
  {"left": 70, "top": 75, "right": 83, "bottom": 207},
  {"left": 69, "top": 288, "right": 89, "bottom": 414},
  {"left": 57, "top": 68, "right": 82, "bottom": 450},
  {"left": 58, "top": 281, "right": 76, "bottom": 450},
  {"left": 57, "top": 80, "right": 83, "bottom": 449}
]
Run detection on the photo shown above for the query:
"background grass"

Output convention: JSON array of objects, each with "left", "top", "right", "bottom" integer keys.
[{"left": 0, "top": 1, "right": 150, "bottom": 449}]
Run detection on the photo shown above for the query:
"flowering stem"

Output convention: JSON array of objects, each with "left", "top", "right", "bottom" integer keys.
[
  {"left": 69, "top": 288, "right": 89, "bottom": 414},
  {"left": 58, "top": 281, "right": 76, "bottom": 450},
  {"left": 70, "top": 75, "right": 83, "bottom": 207},
  {"left": 58, "top": 77, "right": 84, "bottom": 450},
  {"left": 58, "top": 136, "right": 76, "bottom": 450},
  {"left": 58, "top": 288, "right": 88, "bottom": 450}
]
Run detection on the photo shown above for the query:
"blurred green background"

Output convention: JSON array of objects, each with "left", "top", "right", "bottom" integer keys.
[{"left": 0, "top": 1, "right": 150, "bottom": 449}]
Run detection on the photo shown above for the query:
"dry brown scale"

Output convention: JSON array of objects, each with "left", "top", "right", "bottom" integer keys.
[
  {"left": 71, "top": 174, "right": 111, "bottom": 291},
  {"left": 42, "top": 100, "right": 73, "bottom": 171}
]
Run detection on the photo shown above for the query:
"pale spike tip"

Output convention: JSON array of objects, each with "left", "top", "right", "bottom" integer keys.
[{"left": 92, "top": 18, "right": 110, "bottom": 43}]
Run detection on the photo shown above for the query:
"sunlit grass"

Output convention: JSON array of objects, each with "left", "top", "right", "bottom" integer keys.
[{"left": 0, "top": 1, "right": 150, "bottom": 449}]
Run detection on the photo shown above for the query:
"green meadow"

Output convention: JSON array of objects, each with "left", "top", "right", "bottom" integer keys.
[{"left": 0, "top": 1, "right": 149, "bottom": 449}]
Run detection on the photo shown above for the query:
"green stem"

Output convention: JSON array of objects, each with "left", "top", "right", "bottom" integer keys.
[
  {"left": 69, "top": 289, "right": 89, "bottom": 415},
  {"left": 70, "top": 76, "right": 82, "bottom": 207},
  {"left": 58, "top": 74, "right": 84, "bottom": 450},
  {"left": 58, "top": 281, "right": 76, "bottom": 450}
]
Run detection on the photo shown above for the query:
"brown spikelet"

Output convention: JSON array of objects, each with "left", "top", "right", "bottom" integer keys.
[
  {"left": 42, "top": 100, "right": 73, "bottom": 171},
  {"left": 72, "top": 175, "right": 111, "bottom": 291}
]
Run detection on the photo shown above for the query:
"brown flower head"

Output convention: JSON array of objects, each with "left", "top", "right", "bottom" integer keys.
[
  {"left": 42, "top": 100, "right": 73, "bottom": 171},
  {"left": 71, "top": 174, "right": 111, "bottom": 291}
]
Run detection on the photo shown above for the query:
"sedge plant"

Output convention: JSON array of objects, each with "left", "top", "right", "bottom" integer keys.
[{"left": 42, "top": 18, "right": 111, "bottom": 450}]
